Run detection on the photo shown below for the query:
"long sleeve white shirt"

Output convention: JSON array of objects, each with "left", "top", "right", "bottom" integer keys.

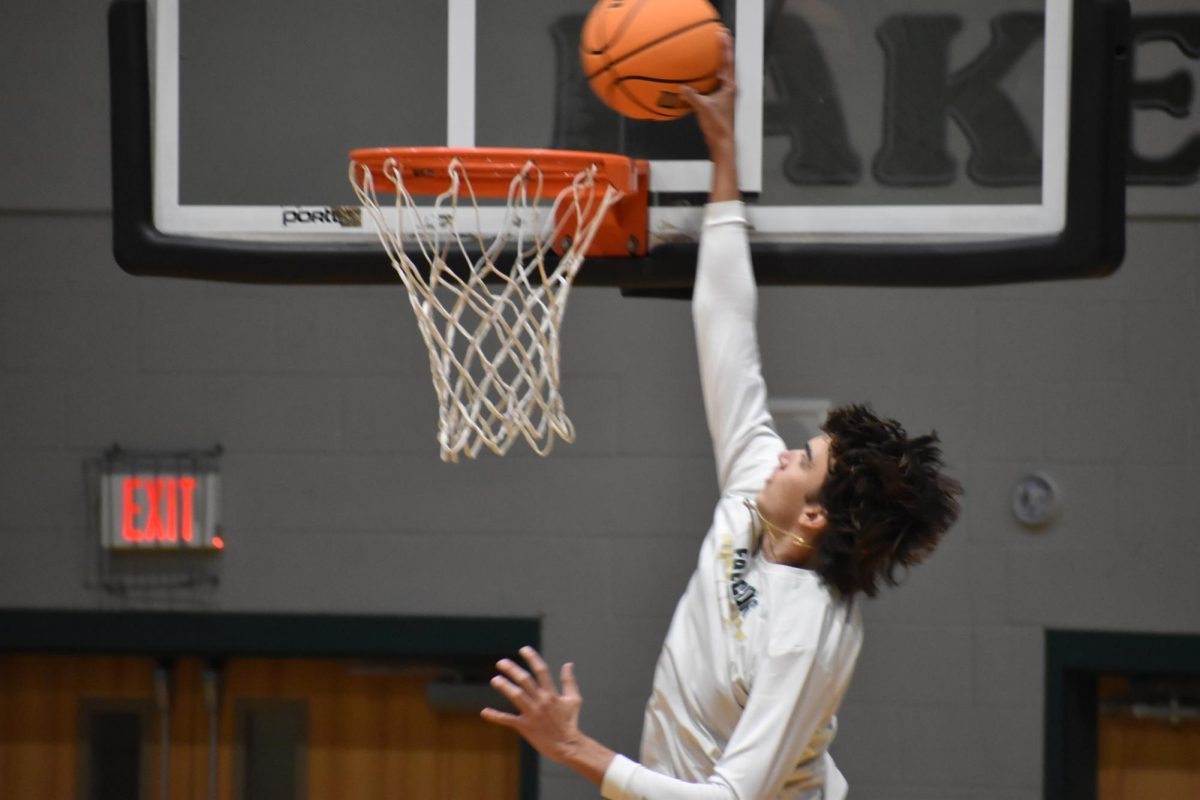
[{"left": 600, "top": 201, "right": 863, "bottom": 800}]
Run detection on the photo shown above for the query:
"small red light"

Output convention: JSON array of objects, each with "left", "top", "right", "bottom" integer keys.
[{"left": 212, "top": 536, "right": 225, "bottom": 550}]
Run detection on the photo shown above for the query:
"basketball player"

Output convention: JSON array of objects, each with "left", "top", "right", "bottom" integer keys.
[{"left": 482, "top": 33, "right": 962, "bottom": 799}]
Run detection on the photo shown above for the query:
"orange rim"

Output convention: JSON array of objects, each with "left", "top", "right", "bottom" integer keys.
[{"left": 349, "top": 146, "right": 642, "bottom": 197}]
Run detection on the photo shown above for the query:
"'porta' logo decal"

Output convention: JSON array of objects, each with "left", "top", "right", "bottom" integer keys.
[{"left": 281, "top": 206, "right": 362, "bottom": 227}]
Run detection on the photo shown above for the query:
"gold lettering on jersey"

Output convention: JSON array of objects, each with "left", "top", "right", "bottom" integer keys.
[{"left": 717, "top": 532, "right": 758, "bottom": 640}]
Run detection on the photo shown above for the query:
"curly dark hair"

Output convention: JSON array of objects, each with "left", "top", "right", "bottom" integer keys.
[{"left": 813, "top": 404, "right": 962, "bottom": 600}]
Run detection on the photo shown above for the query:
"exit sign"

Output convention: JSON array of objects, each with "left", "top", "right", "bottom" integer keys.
[{"left": 98, "top": 449, "right": 222, "bottom": 551}]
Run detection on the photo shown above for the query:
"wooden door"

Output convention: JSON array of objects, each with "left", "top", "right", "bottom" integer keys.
[
  {"left": 1097, "top": 676, "right": 1200, "bottom": 800},
  {"left": 212, "top": 658, "right": 519, "bottom": 800},
  {"left": 0, "top": 654, "right": 520, "bottom": 799},
  {"left": 0, "top": 654, "right": 157, "bottom": 798},
  {"left": 1097, "top": 716, "right": 1200, "bottom": 799}
]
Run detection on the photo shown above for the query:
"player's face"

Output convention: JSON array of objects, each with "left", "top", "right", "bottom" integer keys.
[{"left": 756, "top": 435, "right": 833, "bottom": 527}]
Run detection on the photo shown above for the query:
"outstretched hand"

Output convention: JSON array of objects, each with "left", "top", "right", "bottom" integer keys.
[
  {"left": 482, "top": 648, "right": 616, "bottom": 785},
  {"left": 482, "top": 646, "right": 586, "bottom": 764},
  {"left": 682, "top": 29, "right": 737, "bottom": 158},
  {"left": 682, "top": 29, "right": 739, "bottom": 201}
]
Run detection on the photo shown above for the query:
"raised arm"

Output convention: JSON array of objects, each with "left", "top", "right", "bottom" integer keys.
[{"left": 687, "top": 33, "right": 783, "bottom": 496}]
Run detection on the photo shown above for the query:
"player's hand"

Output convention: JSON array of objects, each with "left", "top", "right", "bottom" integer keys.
[
  {"left": 481, "top": 646, "right": 585, "bottom": 765},
  {"left": 682, "top": 28, "right": 736, "bottom": 157}
]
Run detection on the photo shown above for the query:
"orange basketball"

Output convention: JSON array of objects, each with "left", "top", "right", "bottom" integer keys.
[{"left": 580, "top": 0, "right": 724, "bottom": 121}]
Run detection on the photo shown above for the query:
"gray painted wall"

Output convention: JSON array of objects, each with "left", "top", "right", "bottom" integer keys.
[{"left": 2, "top": 2, "right": 1199, "bottom": 798}]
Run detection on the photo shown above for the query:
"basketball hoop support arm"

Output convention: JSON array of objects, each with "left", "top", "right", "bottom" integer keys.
[{"left": 555, "top": 156, "right": 649, "bottom": 257}]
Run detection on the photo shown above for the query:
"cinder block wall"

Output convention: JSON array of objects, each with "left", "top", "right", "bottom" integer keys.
[{"left": 2, "top": 3, "right": 1199, "bottom": 799}]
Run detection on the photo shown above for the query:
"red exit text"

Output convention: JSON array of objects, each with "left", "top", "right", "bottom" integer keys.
[{"left": 121, "top": 476, "right": 203, "bottom": 545}]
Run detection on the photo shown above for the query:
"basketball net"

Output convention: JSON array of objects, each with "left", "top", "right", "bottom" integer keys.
[{"left": 350, "top": 155, "right": 623, "bottom": 462}]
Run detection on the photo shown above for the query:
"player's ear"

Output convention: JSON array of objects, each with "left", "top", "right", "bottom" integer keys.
[{"left": 798, "top": 504, "right": 827, "bottom": 536}]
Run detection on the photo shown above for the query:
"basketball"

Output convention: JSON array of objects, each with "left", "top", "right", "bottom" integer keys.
[{"left": 580, "top": 0, "right": 725, "bottom": 121}]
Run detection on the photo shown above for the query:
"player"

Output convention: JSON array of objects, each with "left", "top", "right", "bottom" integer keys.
[{"left": 481, "top": 32, "right": 962, "bottom": 799}]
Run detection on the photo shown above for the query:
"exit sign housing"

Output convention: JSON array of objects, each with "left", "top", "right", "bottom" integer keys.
[{"left": 98, "top": 448, "right": 222, "bottom": 551}]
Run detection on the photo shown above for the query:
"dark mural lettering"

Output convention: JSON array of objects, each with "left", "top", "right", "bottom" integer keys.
[
  {"left": 549, "top": 11, "right": 1200, "bottom": 189},
  {"left": 875, "top": 13, "right": 1043, "bottom": 187},
  {"left": 762, "top": 10, "right": 861, "bottom": 186},
  {"left": 550, "top": 15, "right": 621, "bottom": 156},
  {"left": 1128, "top": 15, "right": 1200, "bottom": 186}
]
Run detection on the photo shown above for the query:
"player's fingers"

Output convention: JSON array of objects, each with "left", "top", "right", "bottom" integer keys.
[
  {"left": 490, "top": 674, "right": 533, "bottom": 712},
  {"left": 717, "top": 28, "right": 735, "bottom": 82},
  {"left": 480, "top": 707, "right": 520, "bottom": 728},
  {"left": 496, "top": 658, "right": 537, "bottom": 694},
  {"left": 561, "top": 662, "right": 581, "bottom": 700},
  {"left": 520, "top": 646, "right": 555, "bottom": 691},
  {"left": 681, "top": 83, "right": 714, "bottom": 108}
]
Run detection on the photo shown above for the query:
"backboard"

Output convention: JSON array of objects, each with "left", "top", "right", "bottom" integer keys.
[{"left": 109, "top": 0, "right": 1129, "bottom": 289}]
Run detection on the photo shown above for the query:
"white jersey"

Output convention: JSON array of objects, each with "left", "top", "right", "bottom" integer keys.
[{"left": 601, "top": 201, "right": 864, "bottom": 800}]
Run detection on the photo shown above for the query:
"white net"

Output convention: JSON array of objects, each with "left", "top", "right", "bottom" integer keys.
[{"left": 350, "top": 155, "right": 624, "bottom": 462}]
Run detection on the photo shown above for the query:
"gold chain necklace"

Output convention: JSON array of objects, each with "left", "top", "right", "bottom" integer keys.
[{"left": 745, "top": 499, "right": 811, "bottom": 551}]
